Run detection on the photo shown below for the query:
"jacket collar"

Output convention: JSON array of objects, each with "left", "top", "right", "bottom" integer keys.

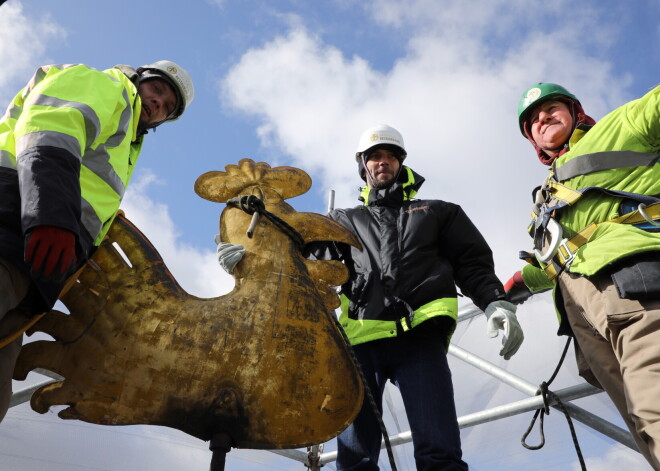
[{"left": 359, "top": 166, "right": 425, "bottom": 205}]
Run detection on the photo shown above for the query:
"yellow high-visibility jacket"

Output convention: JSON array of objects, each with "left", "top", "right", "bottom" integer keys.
[
  {"left": 0, "top": 63, "right": 144, "bottom": 309},
  {"left": 521, "top": 85, "right": 660, "bottom": 332}
]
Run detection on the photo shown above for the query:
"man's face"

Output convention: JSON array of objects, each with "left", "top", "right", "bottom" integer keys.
[
  {"left": 137, "top": 78, "right": 177, "bottom": 127},
  {"left": 528, "top": 100, "right": 574, "bottom": 152},
  {"left": 365, "top": 147, "right": 401, "bottom": 189}
]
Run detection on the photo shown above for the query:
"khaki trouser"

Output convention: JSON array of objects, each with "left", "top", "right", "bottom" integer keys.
[
  {"left": 0, "top": 257, "right": 31, "bottom": 423},
  {"left": 559, "top": 271, "right": 660, "bottom": 470}
]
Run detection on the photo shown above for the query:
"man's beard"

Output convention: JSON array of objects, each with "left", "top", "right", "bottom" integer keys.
[
  {"left": 371, "top": 174, "right": 396, "bottom": 190},
  {"left": 137, "top": 118, "right": 158, "bottom": 136}
]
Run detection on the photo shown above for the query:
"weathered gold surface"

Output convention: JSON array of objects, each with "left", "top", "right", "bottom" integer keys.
[{"left": 14, "top": 159, "right": 363, "bottom": 449}]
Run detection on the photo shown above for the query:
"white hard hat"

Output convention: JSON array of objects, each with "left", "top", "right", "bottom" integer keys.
[
  {"left": 137, "top": 60, "right": 194, "bottom": 122},
  {"left": 355, "top": 124, "right": 406, "bottom": 157}
]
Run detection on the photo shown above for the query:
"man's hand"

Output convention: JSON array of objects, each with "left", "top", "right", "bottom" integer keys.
[
  {"left": 504, "top": 271, "right": 534, "bottom": 305},
  {"left": 24, "top": 225, "right": 77, "bottom": 283},
  {"left": 214, "top": 234, "right": 245, "bottom": 274},
  {"left": 484, "top": 300, "right": 524, "bottom": 360}
]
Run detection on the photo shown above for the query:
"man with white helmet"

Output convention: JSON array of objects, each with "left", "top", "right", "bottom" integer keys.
[
  {"left": 0, "top": 60, "right": 194, "bottom": 422},
  {"left": 330, "top": 124, "right": 523, "bottom": 470},
  {"left": 218, "top": 124, "right": 524, "bottom": 469}
]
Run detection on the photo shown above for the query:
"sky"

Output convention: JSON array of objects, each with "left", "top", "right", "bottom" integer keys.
[{"left": 0, "top": 0, "right": 659, "bottom": 469}]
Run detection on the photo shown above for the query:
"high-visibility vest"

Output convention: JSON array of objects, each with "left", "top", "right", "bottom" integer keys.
[
  {"left": 0, "top": 64, "right": 143, "bottom": 245},
  {"left": 527, "top": 85, "right": 660, "bottom": 280}
]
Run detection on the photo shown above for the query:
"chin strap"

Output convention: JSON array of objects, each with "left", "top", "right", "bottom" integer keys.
[{"left": 360, "top": 154, "right": 377, "bottom": 188}]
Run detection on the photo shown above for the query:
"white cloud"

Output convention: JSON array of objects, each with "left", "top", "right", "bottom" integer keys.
[
  {"left": 4, "top": 1, "right": 651, "bottom": 469},
  {"left": 120, "top": 171, "right": 235, "bottom": 298},
  {"left": 220, "top": 1, "right": 632, "bottom": 280},
  {"left": 218, "top": 3, "right": 649, "bottom": 468},
  {"left": 0, "top": 1, "right": 65, "bottom": 103}
]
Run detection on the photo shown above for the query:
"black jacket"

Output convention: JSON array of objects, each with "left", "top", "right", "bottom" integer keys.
[{"left": 321, "top": 166, "right": 505, "bottom": 345}]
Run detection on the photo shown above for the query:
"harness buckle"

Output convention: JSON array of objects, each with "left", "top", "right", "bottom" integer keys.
[
  {"left": 556, "top": 238, "right": 576, "bottom": 269},
  {"left": 533, "top": 218, "right": 563, "bottom": 264},
  {"left": 637, "top": 203, "right": 660, "bottom": 227}
]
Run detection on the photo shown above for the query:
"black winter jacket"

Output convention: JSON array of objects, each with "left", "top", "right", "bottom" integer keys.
[{"left": 324, "top": 166, "right": 505, "bottom": 346}]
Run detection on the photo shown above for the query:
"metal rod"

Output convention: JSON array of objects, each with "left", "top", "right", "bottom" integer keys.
[
  {"left": 456, "top": 303, "right": 484, "bottom": 323},
  {"left": 448, "top": 343, "right": 638, "bottom": 450},
  {"left": 327, "top": 190, "right": 335, "bottom": 214},
  {"left": 316, "top": 382, "right": 602, "bottom": 465},
  {"left": 9, "top": 379, "right": 55, "bottom": 408}
]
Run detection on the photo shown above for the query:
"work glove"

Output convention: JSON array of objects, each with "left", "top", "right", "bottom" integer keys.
[
  {"left": 24, "top": 225, "right": 77, "bottom": 283},
  {"left": 504, "top": 271, "right": 534, "bottom": 305},
  {"left": 484, "top": 300, "right": 524, "bottom": 360},
  {"left": 214, "top": 234, "right": 245, "bottom": 274}
]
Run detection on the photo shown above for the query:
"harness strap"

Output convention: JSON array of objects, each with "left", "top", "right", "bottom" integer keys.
[
  {"left": 541, "top": 202, "right": 660, "bottom": 280},
  {"left": 544, "top": 181, "right": 583, "bottom": 206}
]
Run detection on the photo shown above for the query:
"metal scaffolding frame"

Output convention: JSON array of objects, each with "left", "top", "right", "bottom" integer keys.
[
  {"left": 9, "top": 302, "right": 640, "bottom": 470},
  {"left": 259, "top": 304, "right": 639, "bottom": 469}
]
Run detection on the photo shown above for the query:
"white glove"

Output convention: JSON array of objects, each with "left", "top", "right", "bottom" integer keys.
[
  {"left": 484, "top": 300, "right": 524, "bottom": 360},
  {"left": 214, "top": 234, "right": 245, "bottom": 274}
]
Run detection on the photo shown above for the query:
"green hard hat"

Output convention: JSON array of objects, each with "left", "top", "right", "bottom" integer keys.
[{"left": 517, "top": 83, "right": 579, "bottom": 136}]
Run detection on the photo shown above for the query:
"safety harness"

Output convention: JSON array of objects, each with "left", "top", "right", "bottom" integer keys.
[{"left": 528, "top": 150, "right": 660, "bottom": 280}]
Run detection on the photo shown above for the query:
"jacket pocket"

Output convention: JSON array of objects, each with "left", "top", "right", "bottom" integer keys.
[
  {"left": 347, "top": 273, "right": 369, "bottom": 320},
  {"left": 610, "top": 255, "right": 660, "bottom": 300}
]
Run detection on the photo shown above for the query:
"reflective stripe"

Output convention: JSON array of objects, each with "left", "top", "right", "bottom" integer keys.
[
  {"left": 80, "top": 198, "right": 103, "bottom": 241},
  {"left": 555, "top": 150, "right": 660, "bottom": 182},
  {"left": 340, "top": 294, "right": 458, "bottom": 346},
  {"left": 21, "top": 66, "right": 48, "bottom": 100},
  {"left": 402, "top": 166, "right": 418, "bottom": 200},
  {"left": 16, "top": 130, "right": 81, "bottom": 160},
  {"left": 21, "top": 64, "right": 79, "bottom": 101},
  {"left": 30, "top": 94, "right": 101, "bottom": 146},
  {"left": 2, "top": 103, "right": 22, "bottom": 121},
  {"left": 0, "top": 150, "right": 16, "bottom": 169},
  {"left": 82, "top": 147, "right": 125, "bottom": 197},
  {"left": 80, "top": 88, "right": 133, "bottom": 198},
  {"left": 106, "top": 88, "right": 132, "bottom": 147}
]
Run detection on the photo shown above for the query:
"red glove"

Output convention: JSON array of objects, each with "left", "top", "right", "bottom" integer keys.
[
  {"left": 504, "top": 271, "right": 533, "bottom": 305},
  {"left": 25, "top": 225, "right": 77, "bottom": 282},
  {"left": 504, "top": 271, "right": 525, "bottom": 292}
]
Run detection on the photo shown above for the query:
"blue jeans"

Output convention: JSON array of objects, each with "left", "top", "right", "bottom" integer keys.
[{"left": 337, "top": 324, "right": 468, "bottom": 470}]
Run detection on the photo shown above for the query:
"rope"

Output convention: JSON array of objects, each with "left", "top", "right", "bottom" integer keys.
[
  {"left": 0, "top": 312, "right": 46, "bottom": 349},
  {"left": 0, "top": 263, "right": 87, "bottom": 349},
  {"left": 227, "top": 194, "right": 397, "bottom": 469},
  {"left": 331, "top": 313, "right": 398, "bottom": 471},
  {"left": 521, "top": 337, "right": 586, "bottom": 470},
  {"left": 227, "top": 195, "right": 305, "bottom": 250}
]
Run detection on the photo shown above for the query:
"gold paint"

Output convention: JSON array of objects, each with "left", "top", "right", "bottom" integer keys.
[{"left": 15, "top": 159, "right": 363, "bottom": 449}]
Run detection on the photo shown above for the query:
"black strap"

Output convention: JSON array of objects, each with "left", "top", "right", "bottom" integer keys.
[
  {"left": 521, "top": 337, "right": 586, "bottom": 470},
  {"left": 227, "top": 195, "right": 305, "bottom": 250}
]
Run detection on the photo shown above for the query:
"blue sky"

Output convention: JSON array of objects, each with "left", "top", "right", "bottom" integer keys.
[{"left": 1, "top": 0, "right": 659, "bottom": 469}]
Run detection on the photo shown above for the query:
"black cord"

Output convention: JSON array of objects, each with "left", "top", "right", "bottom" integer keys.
[
  {"left": 227, "top": 194, "right": 397, "bottom": 469},
  {"left": 521, "top": 337, "right": 586, "bottom": 470},
  {"left": 227, "top": 195, "right": 306, "bottom": 250},
  {"left": 331, "top": 314, "right": 398, "bottom": 471}
]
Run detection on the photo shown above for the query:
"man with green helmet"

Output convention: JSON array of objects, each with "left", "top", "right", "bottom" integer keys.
[
  {"left": 506, "top": 82, "right": 660, "bottom": 469},
  {"left": 0, "top": 60, "right": 194, "bottom": 423}
]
